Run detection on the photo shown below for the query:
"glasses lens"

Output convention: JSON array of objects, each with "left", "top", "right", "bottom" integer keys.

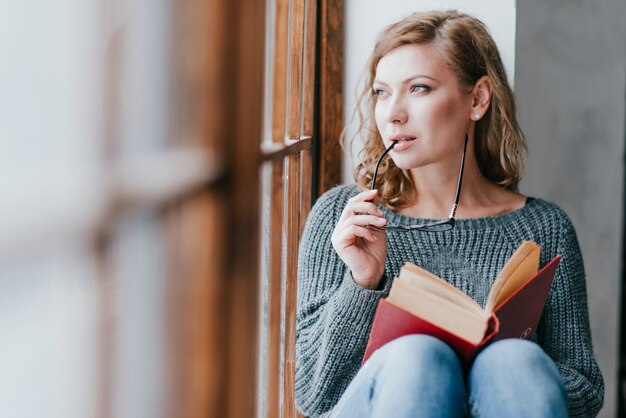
[
  {"left": 420, "top": 221, "right": 454, "bottom": 232},
  {"left": 386, "top": 219, "right": 453, "bottom": 232}
]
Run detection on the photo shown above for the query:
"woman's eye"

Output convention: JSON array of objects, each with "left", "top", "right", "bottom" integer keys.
[
  {"left": 373, "top": 88, "right": 387, "bottom": 97},
  {"left": 410, "top": 84, "right": 430, "bottom": 93}
]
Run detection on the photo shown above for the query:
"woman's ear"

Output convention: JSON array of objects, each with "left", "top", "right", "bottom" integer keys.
[{"left": 470, "top": 75, "right": 492, "bottom": 121}]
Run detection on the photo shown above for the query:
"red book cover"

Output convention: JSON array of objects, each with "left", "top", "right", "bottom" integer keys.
[
  {"left": 490, "top": 255, "right": 560, "bottom": 342},
  {"left": 362, "top": 254, "right": 561, "bottom": 368}
]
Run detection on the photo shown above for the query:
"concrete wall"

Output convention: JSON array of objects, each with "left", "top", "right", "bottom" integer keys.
[{"left": 515, "top": 2, "right": 626, "bottom": 416}]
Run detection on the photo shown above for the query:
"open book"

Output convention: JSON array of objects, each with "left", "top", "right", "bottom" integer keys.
[{"left": 362, "top": 241, "right": 561, "bottom": 368}]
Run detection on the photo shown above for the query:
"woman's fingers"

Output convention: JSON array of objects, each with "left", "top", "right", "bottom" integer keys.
[
  {"left": 349, "top": 202, "right": 384, "bottom": 217},
  {"left": 331, "top": 190, "right": 388, "bottom": 288},
  {"left": 340, "top": 190, "right": 379, "bottom": 216},
  {"left": 333, "top": 224, "right": 378, "bottom": 245},
  {"left": 337, "top": 214, "right": 387, "bottom": 230},
  {"left": 334, "top": 190, "right": 388, "bottom": 245},
  {"left": 333, "top": 216, "right": 387, "bottom": 249},
  {"left": 347, "top": 188, "right": 378, "bottom": 204},
  {"left": 339, "top": 190, "right": 384, "bottom": 221}
]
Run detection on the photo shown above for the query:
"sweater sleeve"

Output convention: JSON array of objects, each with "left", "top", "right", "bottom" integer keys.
[
  {"left": 536, "top": 212, "right": 604, "bottom": 417},
  {"left": 295, "top": 187, "right": 392, "bottom": 417}
]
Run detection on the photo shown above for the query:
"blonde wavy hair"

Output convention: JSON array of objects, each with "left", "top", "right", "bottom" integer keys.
[{"left": 351, "top": 10, "right": 527, "bottom": 210}]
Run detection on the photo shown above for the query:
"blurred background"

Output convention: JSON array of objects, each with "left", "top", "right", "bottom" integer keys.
[{"left": 0, "top": 0, "right": 623, "bottom": 418}]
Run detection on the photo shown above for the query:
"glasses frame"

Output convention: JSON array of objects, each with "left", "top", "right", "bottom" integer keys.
[{"left": 370, "top": 134, "right": 468, "bottom": 232}]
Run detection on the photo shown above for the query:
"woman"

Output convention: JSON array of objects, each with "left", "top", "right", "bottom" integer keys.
[{"left": 295, "top": 10, "right": 604, "bottom": 418}]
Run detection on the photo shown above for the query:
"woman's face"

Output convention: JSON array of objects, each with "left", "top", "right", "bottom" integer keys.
[{"left": 373, "top": 43, "right": 473, "bottom": 171}]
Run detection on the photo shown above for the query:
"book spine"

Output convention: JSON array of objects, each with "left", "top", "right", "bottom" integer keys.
[{"left": 483, "top": 313, "right": 500, "bottom": 344}]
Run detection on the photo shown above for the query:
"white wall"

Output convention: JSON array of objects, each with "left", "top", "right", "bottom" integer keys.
[{"left": 343, "top": 1, "right": 516, "bottom": 183}]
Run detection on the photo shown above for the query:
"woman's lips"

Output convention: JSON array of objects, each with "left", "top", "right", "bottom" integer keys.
[{"left": 390, "top": 138, "right": 415, "bottom": 151}]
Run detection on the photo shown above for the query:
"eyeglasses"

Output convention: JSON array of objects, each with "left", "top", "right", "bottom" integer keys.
[{"left": 370, "top": 134, "right": 468, "bottom": 232}]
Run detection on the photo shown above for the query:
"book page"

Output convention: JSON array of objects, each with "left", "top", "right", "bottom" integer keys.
[
  {"left": 387, "top": 279, "right": 489, "bottom": 344},
  {"left": 390, "top": 276, "right": 485, "bottom": 322},
  {"left": 485, "top": 241, "right": 540, "bottom": 313},
  {"left": 399, "top": 263, "right": 481, "bottom": 313}
]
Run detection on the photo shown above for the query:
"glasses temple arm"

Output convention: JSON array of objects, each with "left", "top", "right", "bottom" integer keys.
[
  {"left": 370, "top": 141, "right": 397, "bottom": 190},
  {"left": 448, "top": 133, "right": 469, "bottom": 219}
]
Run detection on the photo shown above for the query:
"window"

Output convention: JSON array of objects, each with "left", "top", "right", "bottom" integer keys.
[
  {"left": 131, "top": 0, "right": 344, "bottom": 415},
  {"left": 0, "top": 0, "right": 343, "bottom": 417},
  {"left": 259, "top": 0, "right": 344, "bottom": 417}
]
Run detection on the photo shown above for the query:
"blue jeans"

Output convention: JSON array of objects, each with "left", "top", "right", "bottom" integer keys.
[{"left": 331, "top": 335, "right": 568, "bottom": 418}]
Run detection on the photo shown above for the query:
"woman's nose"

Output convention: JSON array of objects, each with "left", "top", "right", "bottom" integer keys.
[{"left": 386, "top": 96, "right": 408, "bottom": 124}]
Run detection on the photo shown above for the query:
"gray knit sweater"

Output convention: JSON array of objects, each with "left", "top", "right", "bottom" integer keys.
[{"left": 295, "top": 184, "right": 604, "bottom": 418}]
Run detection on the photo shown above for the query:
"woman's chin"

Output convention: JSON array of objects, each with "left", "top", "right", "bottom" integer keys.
[{"left": 389, "top": 158, "right": 418, "bottom": 171}]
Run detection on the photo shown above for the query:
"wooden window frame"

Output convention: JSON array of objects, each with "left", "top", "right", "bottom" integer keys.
[
  {"left": 167, "top": 0, "right": 267, "bottom": 417},
  {"left": 262, "top": 0, "right": 344, "bottom": 417},
  {"left": 161, "top": 0, "right": 344, "bottom": 417}
]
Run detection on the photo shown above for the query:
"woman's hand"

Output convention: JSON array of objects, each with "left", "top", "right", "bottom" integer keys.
[{"left": 331, "top": 189, "right": 388, "bottom": 290}]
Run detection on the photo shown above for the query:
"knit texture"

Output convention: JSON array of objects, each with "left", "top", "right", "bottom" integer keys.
[{"left": 295, "top": 184, "right": 604, "bottom": 418}]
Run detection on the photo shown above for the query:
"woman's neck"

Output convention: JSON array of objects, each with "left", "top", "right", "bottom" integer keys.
[{"left": 401, "top": 154, "right": 525, "bottom": 220}]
